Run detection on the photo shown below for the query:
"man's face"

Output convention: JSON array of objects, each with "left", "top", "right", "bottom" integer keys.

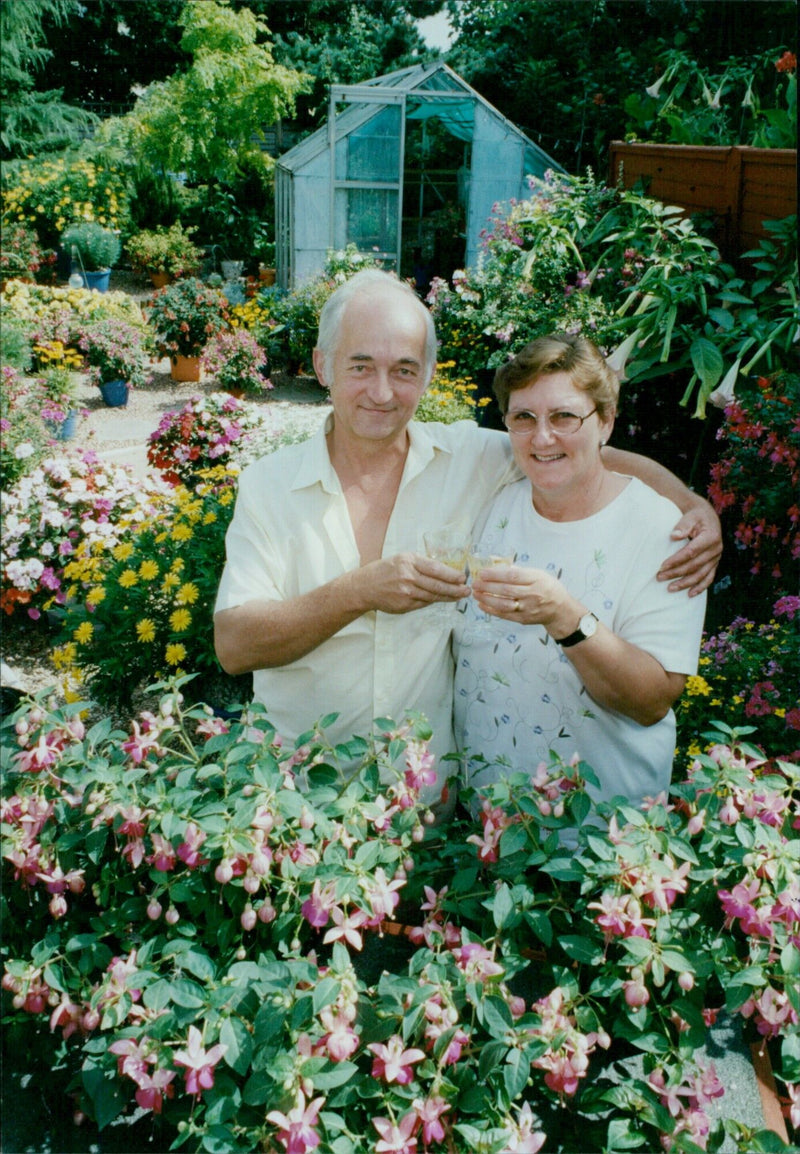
[{"left": 313, "top": 290, "right": 430, "bottom": 448}]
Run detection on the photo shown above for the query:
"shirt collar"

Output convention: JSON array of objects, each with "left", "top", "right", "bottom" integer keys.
[{"left": 289, "top": 416, "right": 452, "bottom": 494}]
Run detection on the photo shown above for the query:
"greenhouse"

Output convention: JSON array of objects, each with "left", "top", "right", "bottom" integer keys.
[{"left": 274, "top": 60, "right": 564, "bottom": 288}]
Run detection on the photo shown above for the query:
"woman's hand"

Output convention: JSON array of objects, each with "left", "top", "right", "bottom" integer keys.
[
  {"left": 471, "top": 565, "right": 581, "bottom": 638},
  {"left": 658, "top": 505, "right": 722, "bottom": 597}
]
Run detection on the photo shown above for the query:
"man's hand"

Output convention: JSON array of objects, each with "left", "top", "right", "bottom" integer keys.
[
  {"left": 657, "top": 505, "right": 722, "bottom": 597},
  {"left": 363, "top": 554, "right": 469, "bottom": 615}
]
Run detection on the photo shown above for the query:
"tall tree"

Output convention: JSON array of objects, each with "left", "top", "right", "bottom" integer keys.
[
  {"left": 119, "top": 0, "right": 309, "bottom": 186},
  {"left": 0, "top": 0, "right": 98, "bottom": 158}
]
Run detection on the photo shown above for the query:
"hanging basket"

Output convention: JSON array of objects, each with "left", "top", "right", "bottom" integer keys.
[
  {"left": 170, "top": 355, "right": 202, "bottom": 382},
  {"left": 99, "top": 379, "right": 129, "bottom": 408}
]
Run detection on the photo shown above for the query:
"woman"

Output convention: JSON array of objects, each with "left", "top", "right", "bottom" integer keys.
[{"left": 453, "top": 332, "right": 706, "bottom": 815}]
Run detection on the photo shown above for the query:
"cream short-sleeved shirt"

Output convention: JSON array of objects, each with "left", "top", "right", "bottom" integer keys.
[{"left": 215, "top": 417, "right": 512, "bottom": 799}]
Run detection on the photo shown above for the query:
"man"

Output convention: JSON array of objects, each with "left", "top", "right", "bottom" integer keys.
[{"left": 214, "top": 270, "right": 720, "bottom": 809}]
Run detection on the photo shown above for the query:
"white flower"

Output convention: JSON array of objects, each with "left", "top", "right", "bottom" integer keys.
[{"left": 13, "top": 442, "right": 35, "bottom": 460}]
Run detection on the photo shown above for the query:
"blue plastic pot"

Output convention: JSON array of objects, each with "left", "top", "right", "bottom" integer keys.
[
  {"left": 79, "top": 269, "right": 111, "bottom": 293},
  {"left": 99, "top": 379, "right": 129, "bottom": 407}
]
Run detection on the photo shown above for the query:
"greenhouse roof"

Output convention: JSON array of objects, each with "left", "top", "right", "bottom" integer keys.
[{"left": 277, "top": 60, "right": 562, "bottom": 175}]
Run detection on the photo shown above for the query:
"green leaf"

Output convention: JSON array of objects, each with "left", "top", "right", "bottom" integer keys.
[
  {"left": 82, "top": 1064, "right": 126, "bottom": 1131},
  {"left": 559, "top": 935, "right": 603, "bottom": 965},
  {"left": 478, "top": 1039, "right": 507, "bottom": 1080},
  {"left": 503, "top": 1048, "right": 529, "bottom": 1100},
  {"left": 605, "top": 1117, "right": 648, "bottom": 1150},
  {"left": 169, "top": 978, "right": 207, "bottom": 1008},
  {"left": 500, "top": 823, "right": 529, "bottom": 857},
  {"left": 492, "top": 883, "right": 515, "bottom": 930},
  {"left": 308, "top": 1060, "right": 358, "bottom": 1090},
  {"left": 689, "top": 337, "right": 723, "bottom": 394},
  {"left": 781, "top": 942, "right": 800, "bottom": 976},
  {"left": 481, "top": 995, "right": 513, "bottom": 1039},
  {"left": 312, "top": 976, "right": 340, "bottom": 1015},
  {"left": 221, "top": 1016, "right": 253, "bottom": 1075}
]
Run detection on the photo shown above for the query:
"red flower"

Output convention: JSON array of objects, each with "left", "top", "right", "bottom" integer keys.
[{"left": 776, "top": 51, "right": 797, "bottom": 72}]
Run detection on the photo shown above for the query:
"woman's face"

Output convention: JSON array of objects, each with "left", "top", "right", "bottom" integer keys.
[{"left": 505, "top": 371, "right": 615, "bottom": 507}]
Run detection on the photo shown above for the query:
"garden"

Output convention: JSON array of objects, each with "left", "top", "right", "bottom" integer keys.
[{"left": 1, "top": 2, "right": 799, "bottom": 1152}]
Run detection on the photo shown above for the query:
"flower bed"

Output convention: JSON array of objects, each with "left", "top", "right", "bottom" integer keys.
[{"left": 1, "top": 695, "right": 797, "bottom": 1153}]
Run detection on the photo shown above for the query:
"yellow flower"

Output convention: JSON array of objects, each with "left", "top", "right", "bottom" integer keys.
[
  {"left": 165, "top": 643, "right": 187, "bottom": 666},
  {"left": 172, "top": 523, "right": 193, "bottom": 542},
  {"left": 114, "top": 542, "right": 135, "bottom": 562},
  {"left": 176, "top": 583, "right": 199, "bottom": 605},
  {"left": 86, "top": 586, "right": 106, "bottom": 606},
  {"left": 136, "top": 619, "right": 156, "bottom": 643},
  {"left": 685, "top": 675, "right": 711, "bottom": 697},
  {"left": 170, "top": 608, "right": 192, "bottom": 632},
  {"left": 162, "top": 573, "right": 181, "bottom": 592},
  {"left": 139, "top": 559, "right": 160, "bottom": 581},
  {"left": 74, "top": 621, "right": 94, "bottom": 644},
  {"left": 119, "top": 569, "right": 138, "bottom": 588},
  {"left": 52, "top": 643, "right": 77, "bottom": 668}
]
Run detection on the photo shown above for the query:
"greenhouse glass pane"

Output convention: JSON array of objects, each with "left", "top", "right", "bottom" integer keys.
[
  {"left": 335, "top": 105, "right": 402, "bottom": 182},
  {"left": 334, "top": 188, "right": 398, "bottom": 256}
]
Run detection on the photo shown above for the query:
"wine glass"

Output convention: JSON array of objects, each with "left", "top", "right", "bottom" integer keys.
[
  {"left": 467, "top": 548, "right": 517, "bottom": 635},
  {"left": 423, "top": 522, "right": 470, "bottom": 620}
]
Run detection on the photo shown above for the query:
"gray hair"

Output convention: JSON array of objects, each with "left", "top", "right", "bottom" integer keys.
[{"left": 316, "top": 268, "right": 438, "bottom": 384}]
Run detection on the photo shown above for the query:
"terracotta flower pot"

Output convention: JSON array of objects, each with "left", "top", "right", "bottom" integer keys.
[
  {"left": 170, "top": 355, "right": 202, "bottom": 383},
  {"left": 150, "top": 272, "right": 172, "bottom": 289}
]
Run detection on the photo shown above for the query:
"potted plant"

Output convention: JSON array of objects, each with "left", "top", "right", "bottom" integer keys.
[
  {"left": 126, "top": 224, "right": 204, "bottom": 287},
  {"left": 147, "top": 276, "right": 230, "bottom": 381},
  {"left": 60, "top": 222, "right": 121, "bottom": 293},
  {"left": 77, "top": 317, "right": 153, "bottom": 406},
  {"left": 201, "top": 328, "right": 272, "bottom": 398}
]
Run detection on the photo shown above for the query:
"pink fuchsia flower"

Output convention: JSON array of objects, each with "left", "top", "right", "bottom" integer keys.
[
  {"left": 359, "top": 867, "right": 405, "bottom": 925},
  {"left": 266, "top": 1089, "right": 325, "bottom": 1154},
  {"left": 122, "top": 720, "right": 165, "bottom": 764},
  {"left": 499, "top": 1102, "right": 546, "bottom": 1153},
  {"left": 147, "top": 833, "right": 176, "bottom": 872},
  {"left": 176, "top": 822, "right": 209, "bottom": 869},
  {"left": 412, "top": 1095, "right": 450, "bottom": 1144},
  {"left": 319, "top": 1007, "right": 359, "bottom": 1062},
  {"left": 451, "top": 941, "right": 504, "bottom": 982},
  {"left": 133, "top": 1066, "right": 176, "bottom": 1114},
  {"left": 404, "top": 740, "right": 437, "bottom": 792},
  {"left": 301, "top": 880, "right": 338, "bottom": 928},
  {"left": 373, "top": 1111, "right": 418, "bottom": 1153},
  {"left": 173, "top": 1025, "right": 228, "bottom": 1096},
  {"left": 322, "top": 906, "right": 368, "bottom": 951},
  {"left": 368, "top": 1035, "right": 426, "bottom": 1084}
]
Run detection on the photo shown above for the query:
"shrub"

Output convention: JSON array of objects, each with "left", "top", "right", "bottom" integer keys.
[
  {"left": 201, "top": 328, "right": 271, "bottom": 396},
  {"left": 1, "top": 695, "right": 796, "bottom": 1153},
  {"left": 147, "top": 277, "right": 230, "bottom": 358},
  {"left": 53, "top": 470, "right": 240, "bottom": 706},
  {"left": 0, "top": 222, "right": 53, "bottom": 281},
  {"left": 126, "top": 224, "right": 204, "bottom": 280},
  {"left": 0, "top": 365, "right": 51, "bottom": 489},
  {"left": 1, "top": 279, "right": 147, "bottom": 334},
  {"left": 676, "top": 597, "right": 800, "bottom": 766},
  {"left": 60, "top": 221, "right": 121, "bottom": 272},
  {"left": 147, "top": 394, "right": 266, "bottom": 489},
  {"left": 76, "top": 317, "right": 153, "bottom": 390},
  {"left": 0, "top": 153, "right": 130, "bottom": 249},
  {"left": 0, "top": 453, "right": 168, "bottom": 621},
  {"left": 415, "top": 361, "right": 490, "bottom": 424},
  {"left": 708, "top": 371, "right": 799, "bottom": 613}
]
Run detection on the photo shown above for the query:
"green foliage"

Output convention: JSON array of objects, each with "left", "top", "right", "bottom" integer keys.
[
  {"left": 147, "top": 276, "right": 230, "bottom": 357},
  {"left": 415, "top": 362, "right": 488, "bottom": 424},
  {"left": 60, "top": 221, "right": 121, "bottom": 272},
  {"left": 707, "top": 370, "right": 800, "bottom": 616},
  {"left": 624, "top": 47, "right": 797, "bottom": 148},
  {"left": 1, "top": 694, "right": 797, "bottom": 1152},
  {"left": 53, "top": 471, "right": 240, "bottom": 706},
  {"left": 120, "top": 0, "right": 310, "bottom": 188},
  {"left": 428, "top": 173, "right": 798, "bottom": 420},
  {"left": 1, "top": 152, "right": 130, "bottom": 250},
  {"left": 676, "top": 599, "right": 800, "bottom": 764},
  {"left": 0, "top": 365, "right": 51, "bottom": 489},
  {"left": 125, "top": 223, "right": 203, "bottom": 279},
  {"left": 0, "top": 0, "right": 98, "bottom": 159}
]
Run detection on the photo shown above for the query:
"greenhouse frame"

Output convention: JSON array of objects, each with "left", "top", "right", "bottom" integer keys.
[{"left": 274, "top": 61, "right": 564, "bottom": 289}]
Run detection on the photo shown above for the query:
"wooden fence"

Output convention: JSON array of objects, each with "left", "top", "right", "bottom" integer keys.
[{"left": 607, "top": 142, "right": 797, "bottom": 260}]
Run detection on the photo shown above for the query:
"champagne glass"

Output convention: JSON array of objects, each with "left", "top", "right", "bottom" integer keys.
[
  {"left": 468, "top": 548, "right": 517, "bottom": 635},
  {"left": 423, "top": 522, "right": 470, "bottom": 620}
]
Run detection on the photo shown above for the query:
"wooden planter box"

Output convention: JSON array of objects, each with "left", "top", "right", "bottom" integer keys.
[{"left": 607, "top": 142, "right": 797, "bottom": 260}]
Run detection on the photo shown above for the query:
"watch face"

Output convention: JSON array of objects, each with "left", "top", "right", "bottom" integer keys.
[{"left": 580, "top": 613, "right": 598, "bottom": 638}]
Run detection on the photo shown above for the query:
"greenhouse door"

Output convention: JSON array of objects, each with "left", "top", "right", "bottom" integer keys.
[{"left": 329, "top": 86, "right": 405, "bottom": 270}]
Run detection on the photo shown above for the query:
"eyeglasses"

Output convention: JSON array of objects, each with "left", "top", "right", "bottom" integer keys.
[{"left": 502, "top": 407, "right": 598, "bottom": 436}]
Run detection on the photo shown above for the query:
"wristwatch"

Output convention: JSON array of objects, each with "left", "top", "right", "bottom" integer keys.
[{"left": 557, "top": 611, "right": 599, "bottom": 648}]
